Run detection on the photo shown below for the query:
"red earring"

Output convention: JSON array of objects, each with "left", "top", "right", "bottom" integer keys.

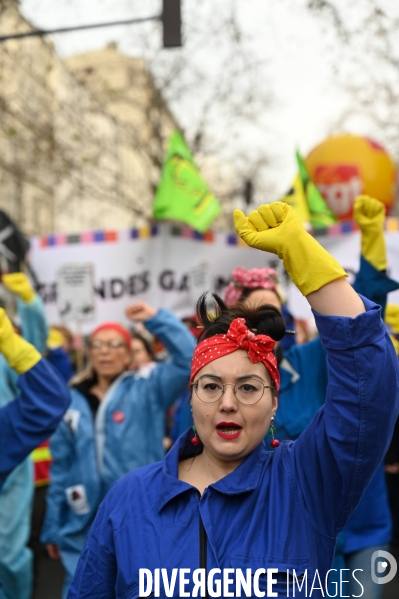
[
  {"left": 191, "top": 425, "right": 201, "bottom": 446},
  {"left": 269, "top": 416, "right": 280, "bottom": 448}
]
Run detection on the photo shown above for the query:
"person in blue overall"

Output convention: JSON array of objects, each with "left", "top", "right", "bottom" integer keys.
[
  {"left": 0, "top": 319, "right": 70, "bottom": 487},
  {"left": 0, "top": 274, "right": 48, "bottom": 599},
  {"left": 67, "top": 201, "right": 399, "bottom": 599},
  {"left": 231, "top": 196, "right": 398, "bottom": 598},
  {"left": 271, "top": 196, "right": 399, "bottom": 598},
  {"left": 0, "top": 273, "right": 71, "bottom": 599},
  {"left": 41, "top": 300, "right": 196, "bottom": 597}
]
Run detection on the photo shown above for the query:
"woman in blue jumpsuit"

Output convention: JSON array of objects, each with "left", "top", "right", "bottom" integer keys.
[
  {"left": 68, "top": 201, "right": 399, "bottom": 598},
  {"left": 41, "top": 301, "right": 196, "bottom": 597},
  {"left": 0, "top": 273, "right": 71, "bottom": 599},
  {"left": 274, "top": 196, "right": 399, "bottom": 598},
  {"left": 0, "top": 278, "right": 69, "bottom": 485}
]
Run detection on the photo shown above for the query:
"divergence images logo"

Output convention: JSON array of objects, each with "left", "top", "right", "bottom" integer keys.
[{"left": 371, "top": 550, "right": 397, "bottom": 585}]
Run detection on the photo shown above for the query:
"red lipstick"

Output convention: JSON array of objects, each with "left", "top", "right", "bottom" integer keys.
[{"left": 216, "top": 421, "right": 242, "bottom": 440}]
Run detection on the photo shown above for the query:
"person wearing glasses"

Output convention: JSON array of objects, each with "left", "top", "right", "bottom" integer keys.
[
  {"left": 40, "top": 301, "right": 196, "bottom": 598},
  {"left": 68, "top": 201, "right": 399, "bottom": 599}
]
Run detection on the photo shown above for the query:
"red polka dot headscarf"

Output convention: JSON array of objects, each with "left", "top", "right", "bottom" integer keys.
[
  {"left": 224, "top": 267, "right": 280, "bottom": 306},
  {"left": 191, "top": 317, "right": 280, "bottom": 391}
]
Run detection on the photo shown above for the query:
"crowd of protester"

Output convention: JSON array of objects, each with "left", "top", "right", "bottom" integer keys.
[{"left": 0, "top": 196, "right": 398, "bottom": 598}]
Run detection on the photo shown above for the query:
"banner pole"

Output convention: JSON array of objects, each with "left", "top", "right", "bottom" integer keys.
[{"left": 76, "top": 320, "right": 84, "bottom": 373}]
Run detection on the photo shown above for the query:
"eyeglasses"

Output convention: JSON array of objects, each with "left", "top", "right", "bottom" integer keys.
[
  {"left": 89, "top": 340, "right": 128, "bottom": 351},
  {"left": 191, "top": 375, "right": 274, "bottom": 405}
]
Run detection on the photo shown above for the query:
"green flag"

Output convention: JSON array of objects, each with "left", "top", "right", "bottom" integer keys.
[
  {"left": 296, "top": 150, "right": 337, "bottom": 228},
  {"left": 280, "top": 173, "right": 311, "bottom": 227},
  {"left": 153, "top": 131, "right": 221, "bottom": 232}
]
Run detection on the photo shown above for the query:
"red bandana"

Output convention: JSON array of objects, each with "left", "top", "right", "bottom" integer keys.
[
  {"left": 191, "top": 318, "right": 280, "bottom": 391},
  {"left": 90, "top": 323, "right": 131, "bottom": 347}
]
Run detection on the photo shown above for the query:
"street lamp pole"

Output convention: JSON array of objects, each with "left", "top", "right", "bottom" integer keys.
[{"left": 0, "top": 1, "right": 182, "bottom": 47}]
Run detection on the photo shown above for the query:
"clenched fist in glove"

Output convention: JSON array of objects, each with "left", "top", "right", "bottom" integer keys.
[
  {"left": 353, "top": 195, "right": 387, "bottom": 271},
  {"left": 233, "top": 202, "right": 347, "bottom": 296},
  {"left": 2, "top": 273, "right": 35, "bottom": 303}
]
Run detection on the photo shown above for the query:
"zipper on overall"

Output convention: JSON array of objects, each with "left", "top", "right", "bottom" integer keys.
[{"left": 198, "top": 491, "right": 209, "bottom": 599}]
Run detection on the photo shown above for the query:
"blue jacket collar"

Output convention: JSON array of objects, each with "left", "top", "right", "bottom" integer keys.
[{"left": 157, "top": 429, "right": 270, "bottom": 512}]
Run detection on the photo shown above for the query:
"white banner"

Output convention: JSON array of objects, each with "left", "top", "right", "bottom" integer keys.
[
  {"left": 30, "top": 225, "right": 280, "bottom": 334},
  {"left": 29, "top": 224, "right": 399, "bottom": 334}
]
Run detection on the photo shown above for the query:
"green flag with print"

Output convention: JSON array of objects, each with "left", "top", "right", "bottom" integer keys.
[{"left": 153, "top": 131, "right": 221, "bottom": 233}]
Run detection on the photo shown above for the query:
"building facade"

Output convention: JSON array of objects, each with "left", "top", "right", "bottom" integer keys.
[{"left": 0, "top": 0, "right": 237, "bottom": 236}]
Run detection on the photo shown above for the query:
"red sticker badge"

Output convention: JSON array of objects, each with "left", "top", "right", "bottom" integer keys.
[{"left": 112, "top": 410, "right": 125, "bottom": 424}]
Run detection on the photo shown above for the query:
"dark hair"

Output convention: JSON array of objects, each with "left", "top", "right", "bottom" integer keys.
[
  {"left": 239, "top": 286, "right": 282, "bottom": 305},
  {"left": 196, "top": 293, "right": 286, "bottom": 343},
  {"left": 131, "top": 331, "right": 156, "bottom": 361}
]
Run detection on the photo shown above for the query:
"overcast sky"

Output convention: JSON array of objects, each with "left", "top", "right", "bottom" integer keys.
[{"left": 19, "top": 0, "right": 396, "bottom": 198}]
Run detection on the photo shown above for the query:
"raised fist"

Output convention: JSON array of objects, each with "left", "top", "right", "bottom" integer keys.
[
  {"left": 125, "top": 301, "right": 156, "bottom": 322},
  {"left": 233, "top": 202, "right": 299, "bottom": 258},
  {"left": 233, "top": 201, "right": 346, "bottom": 296},
  {"left": 353, "top": 195, "right": 386, "bottom": 231},
  {"left": 2, "top": 273, "right": 35, "bottom": 303}
]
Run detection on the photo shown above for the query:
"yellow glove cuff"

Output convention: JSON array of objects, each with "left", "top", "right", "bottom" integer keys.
[
  {"left": 0, "top": 335, "right": 41, "bottom": 374},
  {"left": 360, "top": 231, "right": 387, "bottom": 271},
  {"left": 281, "top": 233, "right": 347, "bottom": 296}
]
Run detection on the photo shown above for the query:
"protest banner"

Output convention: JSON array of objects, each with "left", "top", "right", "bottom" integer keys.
[
  {"left": 30, "top": 222, "right": 399, "bottom": 334},
  {"left": 30, "top": 224, "right": 275, "bottom": 333},
  {"left": 57, "top": 263, "right": 95, "bottom": 322}
]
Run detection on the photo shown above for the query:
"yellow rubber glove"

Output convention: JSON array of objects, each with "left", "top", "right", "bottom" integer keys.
[
  {"left": 385, "top": 304, "right": 399, "bottom": 355},
  {"left": 47, "top": 328, "right": 64, "bottom": 350},
  {"left": 390, "top": 338, "right": 399, "bottom": 355},
  {"left": 233, "top": 202, "right": 347, "bottom": 296},
  {"left": 353, "top": 195, "right": 387, "bottom": 271},
  {"left": 0, "top": 308, "right": 41, "bottom": 373},
  {"left": 385, "top": 304, "right": 399, "bottom": 333},
  {"left": 2, "top": 273, "right": 35, "bottom": 303}
]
